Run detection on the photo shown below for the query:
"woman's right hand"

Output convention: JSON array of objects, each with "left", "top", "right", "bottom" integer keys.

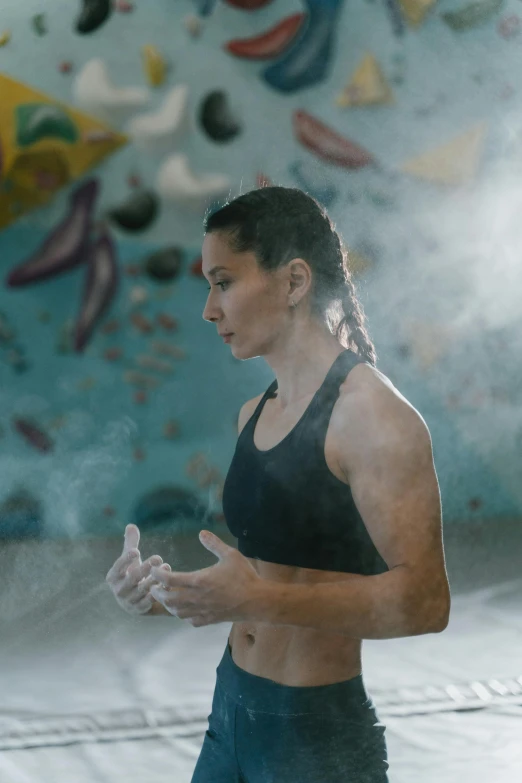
[{"left": 105, "top": 524, "right": 171, "bottom": 616}]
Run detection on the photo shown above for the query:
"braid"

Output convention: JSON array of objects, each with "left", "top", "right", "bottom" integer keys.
[
  {"left": 333, "top": 237, "right": 377, "bottom": 367},
  {"left": 337, "top": 274, "right": 378, "bottom": 367}
]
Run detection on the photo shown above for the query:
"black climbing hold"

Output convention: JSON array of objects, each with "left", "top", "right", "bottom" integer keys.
[
  {"left": 144, "top": 247, "right": 183, "bottom": 282},
  {"left": 75, "top": 0, "right": 112, "bottom": 35},
  {"left": 107, "top": 190, "right": 159, "bottom": 233},
  {"left": 199, "top": 90, "right": 242, "bottom": 143}
]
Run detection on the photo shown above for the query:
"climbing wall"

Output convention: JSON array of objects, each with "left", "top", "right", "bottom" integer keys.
[{"left": 0, "top": 0, "right": 521, "bottom": 539}]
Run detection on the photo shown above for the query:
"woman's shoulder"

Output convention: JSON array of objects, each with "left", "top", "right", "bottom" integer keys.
[{"left": 337, "top": 362, "right": 429, "bottom": 439}]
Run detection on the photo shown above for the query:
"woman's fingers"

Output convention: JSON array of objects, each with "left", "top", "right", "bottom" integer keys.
[
  {"left": 106, "top": 549, "right": 139, "bottom": 585},
  {"left": 139, "top": 562, "right": 169, "bottom": 590},
  {"left": 118, "top": 555, "right": 164, "bottom": 599},
  {"left": 124, "top": 524, "right": 140, "bottom": 554}
]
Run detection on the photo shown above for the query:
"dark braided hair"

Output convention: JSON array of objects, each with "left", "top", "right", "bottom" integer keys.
[{"left": 204, "top": 187, "right": 377, "bottom": 367}]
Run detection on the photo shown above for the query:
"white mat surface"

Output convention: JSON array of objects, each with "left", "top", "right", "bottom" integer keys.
[{"left": 1, "top": 572, "right": 521, "bottom": 783}]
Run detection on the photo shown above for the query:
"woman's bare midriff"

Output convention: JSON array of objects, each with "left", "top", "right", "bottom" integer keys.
[
  {"left": 228, "top": 559, "right": 363, "bottom": 687},
  {"left": 228, "top": 366, "right": 376, "bottom": 687}
]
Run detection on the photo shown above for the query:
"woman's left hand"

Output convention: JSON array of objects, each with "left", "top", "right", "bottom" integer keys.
[{"left": 150, "top": 531, "right": 263, "bottom": 627}]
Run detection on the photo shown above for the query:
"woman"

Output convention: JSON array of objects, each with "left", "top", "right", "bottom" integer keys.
[{"left": 106, "top": 187, "right": 451, "bottom": 782}]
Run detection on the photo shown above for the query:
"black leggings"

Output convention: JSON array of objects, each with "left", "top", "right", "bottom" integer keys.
[{"left": 190, "top": 642, "right": 389, "bottom": 783}]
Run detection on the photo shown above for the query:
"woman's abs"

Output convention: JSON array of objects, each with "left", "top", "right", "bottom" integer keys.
[{"left": 228, "top": 621, "right": 363, "bottom": 687}]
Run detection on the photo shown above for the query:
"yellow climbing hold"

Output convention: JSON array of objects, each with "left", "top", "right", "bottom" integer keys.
[
  {"left": 0, "top": 73, "right": 127, "bottom": 230},
  {"left": 401, "top": 123, "right": 488, "bottom": 185},
  {"left": 142, "top": 45, "right": 167, "bottom": 87},
  {"left": 336, "top": 53, "right": 394, "bottom": 108},
  {"left": 0, "top": 30, "right": 11, "bottom": 46},
  {"left": 347, "top": 249, "right": 373, "bottom": 277},
  {"left": 398, "top": 0, "right": 437, "bottom": 27}
]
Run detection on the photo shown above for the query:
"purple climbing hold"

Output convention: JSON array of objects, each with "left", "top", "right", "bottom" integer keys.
[
  {"left": 263, "top": 0, "right": 345, "bottom": 93},
  {"left": 6, "top": 179, "right": 99, "bottom": 287},
  {"left": 74, "top": 229, "right": 120, "bottom": 352}
]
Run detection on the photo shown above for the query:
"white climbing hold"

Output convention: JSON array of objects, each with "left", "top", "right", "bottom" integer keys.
[
  {"left": 156, "top": 154, "right": 230, "bottom": 213},
  {"left": 127, "top": 84, "right": 189, "bottom": 154},
  {"left": 73, "top": 58, "right": 149, "bottom": 125}
]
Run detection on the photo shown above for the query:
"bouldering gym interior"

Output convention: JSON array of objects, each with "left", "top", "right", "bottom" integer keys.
[{"left": 0, "top": 1, "right": 521, "bottom": 782}]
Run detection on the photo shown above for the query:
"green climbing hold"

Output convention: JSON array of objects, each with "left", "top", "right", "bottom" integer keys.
[
  {"left": 441, "top": 0, "right": 504, "bottom": 31},
  {"left": 32, "top": 13, "right": 47, "bottom": 36},
  {"left": 16, "top": 103, "right": 79, "bottom": 147}
]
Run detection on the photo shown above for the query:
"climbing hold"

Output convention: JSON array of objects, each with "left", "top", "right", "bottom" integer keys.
[
  {"left": 0, "top": 31, "right": 11, "bottom": 47},
  {"left": 124, "top": 370, "right": 159, "bottom": 388},
  {"left": 129, "top": 285, "right": 149, "bottom": 306},
  {"left": 12, "top": 418, "right": 54, "bottom": 453},
  {"left": 6, "top": 179, "right": 99, "bottom": 287},
  {"left": 127, "top": 84, "right": 189, "bottom": 153},
  {"left": 104, "top": 347, "right": 123, "bottom": 361},
  {"left": 224, "top": 0, "right": 274, "bottom": 9},
  {"left": 293, "top": 109, "right": 374, "bottom": 169},
  {"left": 74, "top": 230, "right": 120, "bottom": 352},
  {"left": 32, "top": 14, "right": 47, "bottom": 36},
  {"left": 256, "top": 172, "right": 273, "bottom": 187},
  {"left": 152, "top": 341, "right": 186, "bottom": 358},
  {"left": 0, "top": 489, "right": 43, "bottom": 540},
  {"left": 497, "top": 14, "right": 521, "bottom": 38},
  {"left": 130, "top": 312, "right": 155, "bottom": 334},
  {"left": 135, "top": 354, "right": 174, "bottom": 373},
  {"left": 74, "top": 58, "right": 149, "bottom": 124},
  {"left": 400, "top": 123, "right": 488, "bottom": 185},
  {"left": 163, "top": 420, "right": 181, "bottom": 439},
  {"left": 107, "top": 190, "right": 159, "bottom": 232},
  {"left": 127, "top": 172, "right": 142, "bottom": 188},
  {"left": 156, "top": 154, "right": 231, "bottom": 212},
  {"left": 441, "top": 0, "right": 504, "bottom": 31},
  {"left": 184, "top": 14, "right": 204, "bottom": 36},
  {"left": 225, "top": 13, "right": 305, "bottom": 59},
  {"left": 398, "top": 0, "right": 437, "bottom": 27},
  {"left": 144, "top": 247, "right": 184, "bottom": 282},
  {"left": 142, "top": 44, "right": 168, "bottom": 87},
  {"left": 199, "top": 90, "right": 242, "bottom": 143},
  {"left": 384, "top": 0, "right": 406, "bottom": 36},
  {"left": 82, "top": 128, "right": 119, "bottom": 143},
  {"left": 263, "top": 0, "right": 344, "bottom": 93},
  {"left": 156, "top": 313, "right": 178, "bottom": 331},
  {"left": 101, "top": 319, "right": 120, "bottom": 334},
  {"left": 194, "top": 0, "right": 219, "bottom": 15},
  {"left": 336, "top": 53, "right": 394, "bottom": 107},
  {"left": 59, "top": 61, "right": 74, "bottom": 75},
  {"left": 133, "top": 485, "right": 213, "bottom": 531},
  {"left": 16, "top": 103, "right": 79, "bottom": 147},
  {"left": 115, "top": 0, "right": 134, "bottom": 10},
  {"left": 75, "top": 0, "right": 112, "bottom": 34}
]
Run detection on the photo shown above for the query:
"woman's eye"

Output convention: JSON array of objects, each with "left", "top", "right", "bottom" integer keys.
[{"left": 207, "top": 282, "right": 229, "bottom": 291}]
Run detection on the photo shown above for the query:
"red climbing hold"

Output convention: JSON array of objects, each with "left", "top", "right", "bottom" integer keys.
[
  {"left": 292, "top": 109, "right": 374, "bottom": 169},
  {"left": 256, "top": 172, "right": 272, "bottom": 187},
  {"left": 225, "top": 14, "right": 306, "bottom": 59},
  {"left": 13, "top": 418, "right": 54, "bottom": 453}
]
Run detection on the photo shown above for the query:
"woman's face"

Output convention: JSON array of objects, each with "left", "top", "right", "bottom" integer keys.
[{"left": 201, "top": 231, "right": 289, "bottom": 359}]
